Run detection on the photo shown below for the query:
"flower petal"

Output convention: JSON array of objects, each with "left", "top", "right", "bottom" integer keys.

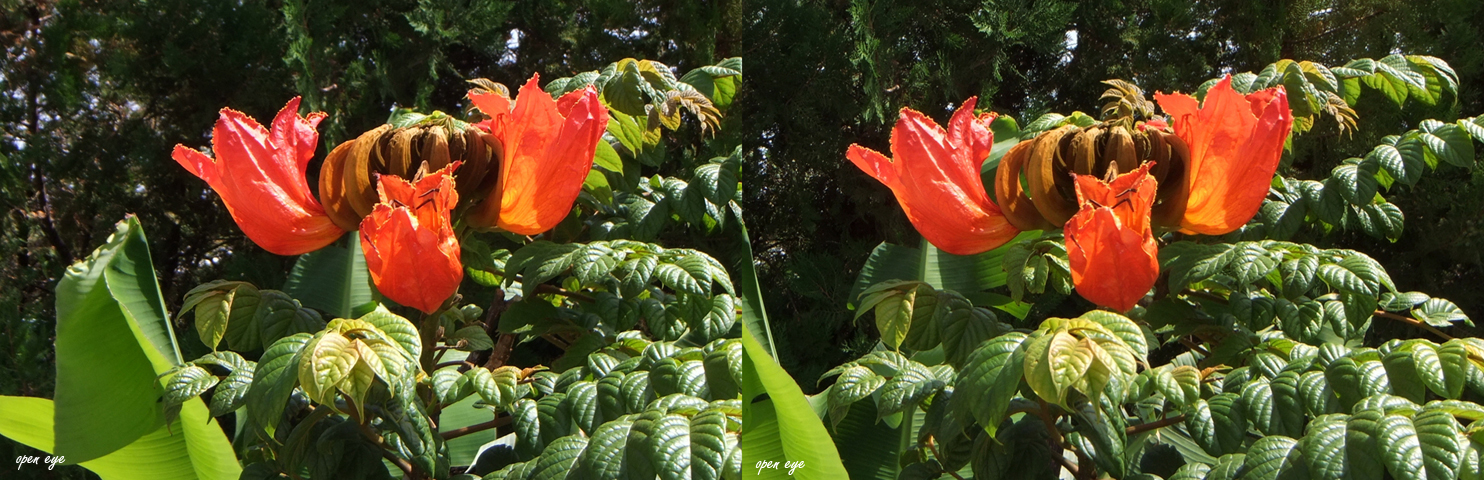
[
  {"left": 469, "top": 75, "right": 609, "bottom": 235},
  {"left": 846, "top": 103, "right": 1020, "bottom": 255},
  {"left": 1157, "top": 76, "right": 1293, "bottom": 235},
  {"left": 359, "top": 165, "right": 463, "bottom": 314},
  {"left": 1065, "top": 207, "right": 1159, "bottom": 312},
  {"left": 175, "top": 98, "right": 344, "bottom": 255}
]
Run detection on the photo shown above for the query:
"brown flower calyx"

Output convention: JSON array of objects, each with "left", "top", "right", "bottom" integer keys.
[
  {"left": 995, "top": 121, "right": 1192, "bottom": 231},
  {"left": 319, "top": 113, "right": 501, "bottom": 231}
]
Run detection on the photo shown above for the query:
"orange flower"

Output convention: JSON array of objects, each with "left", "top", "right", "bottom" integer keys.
[
  {"left": 1064, "top": 163, "right": 1160, "bottom": 312},
  {"left": 1154, "top": 76, "right": 1293, "bottom": 235},
  {"left": 173, "top": 97, "right": 346, "bottom": 255},
  {"left": 846, "top": 97, "right": 1020, "bottom": 255},
  {"left": 358, "top": 163, "right": 463, "bottom": 314},
  {"left": 465, "top": 74, "right": 609, "bottom": 235}
]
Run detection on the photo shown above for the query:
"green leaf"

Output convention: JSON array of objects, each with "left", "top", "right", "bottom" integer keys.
[
  {"left": 528, "top": 435, "right": 588, "bottom": 480},
  {"left": 247, "top": 332, "right": 313, "bottom": 437},
  {"left": 1318, "top": 263, "right": 1374, "bottom": 296},
  {"left": 571, "top": 415, "right": 636, "bottom": 479},
  {"left": 1414, "top": 298, "right": 1471, "bottom": 327},
  {"left": 824, "top": 365, "right": 885, "bottom": 427},
  {"left": 282, "top": 233, "right": 373, "bottom": 319},
  {"left": 1160, "top": 242, "right": 1235, "bottom": 291},
  {"left": 53, "top": 217, "right": 182, "bottom": 462},
  {"left": 0, "top": 395, "right": 240, "bottom": 479},
  {"left": 162, "top": 365, "right": 218, "bottom": 407},
  {"left": 876, "top": 361, "right": 944, "bottom": 418},
  {"left": 1419, "top": 121, "right": 1475, "bottom": 169},
  {"left": 1300, "top": 414, "right": 1349, "bottom": 480},
  {"left": 1209, "top": 393, "right": 1248, "bottom": 456},
  {"left": 848, "top": 233, "right": 1038, "bottom": 317},
  {"left": 1378, "top": 413, "right": 1428, "bottom": 480},
  {"left": 952, "top": 333, "right": 1027, "bottom": 435},
  {"left": 256, "top": 290, "right": 325, "bottom": 347},
  {"left": 936, "top": 294, "right": 1001, "bottom": 368},
  {"left": 1242, "top": 436, "right": 1308, "bottom": 480},
  {"left": 1347, "top": 409, "right": 1387, "bottom": 480},
  {"left": 1414, "top": 409, "right": 1464, "bottom": 480}
]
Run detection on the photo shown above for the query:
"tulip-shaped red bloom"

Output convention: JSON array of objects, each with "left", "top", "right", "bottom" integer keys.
[
  {"left": 1154, "top": 76, "right": 1293, "bottom": 235},
  {"left": 846, "top": 97, "right": 1021, "bottom": 255},
  {"left": 359, "top": 164, "right": 463, "bottom": 314},
  {"left": 466, "top": 74, "right": 609, "bottom": 235},
  {"left": 1065, "top": 163, "right": 1160, "bottom": 312},
  {"left": 173, "top": 97, "right": 346, "bottom": 255}
]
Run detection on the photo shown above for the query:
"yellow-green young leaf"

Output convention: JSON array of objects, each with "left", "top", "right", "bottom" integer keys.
[
  {"left": 298, "top": 331, "right": 357, "bottom": 407},
  {"left": 1078, "top": 310, "right": 1149, "bottom": 361},
  {"left": 337, "top": 340, "right": 384, "bottom": 417},
  {"left": 1024, "top": 331, "right": 1090, "bottom": 406},
  {"left": 874, "top": 287, "right": 916, "bottom": 351},
  {"left": 181, "top": 281, "right": 258, "bottom": 351},
  {"left": 1075, "top": 337, "right": 1115, "bottom": 404}
]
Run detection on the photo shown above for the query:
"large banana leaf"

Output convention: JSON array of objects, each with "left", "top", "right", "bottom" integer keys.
[
  {"left": 440, "top": 395, "right": 501, "bottom": 467},
  {"left": 849, "top": 234, "right": 1038, "bottom": 319},
  {"left": 52, "top": 216, "right": 182, "bottom": 461},
  {"left": 26, "top": 216, "right": 240, "bottom": 478},
  {"left": 735, "top": 216, "right": 848, "bottom": 479},
  {"left": 282, "top": 232, "right": 374, "bottom": 319},
  {"left": 0, "top": 395, "right": 240, "bottom": 480}
]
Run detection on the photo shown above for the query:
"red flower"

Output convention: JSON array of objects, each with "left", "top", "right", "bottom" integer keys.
[
  {"left": 359, "top": 164, "right": 463, "bottom": 314},
  {"left": 1064, "top": 163, "right": 1160, "bottom": 312},
  {"left": 846, "top": 97, "right": 1020, "bottom": 255},
  {"left": 465, "top": 74, "right": 610, "bottom": 235},
  {"left": 173, "top": 97, "right": 345, "bottom": 255},
  {"left": 1154, "top": 76, "right": 1293, "bottom": 235}
]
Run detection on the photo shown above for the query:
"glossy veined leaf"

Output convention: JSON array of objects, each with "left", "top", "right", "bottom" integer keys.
[
  {"left": 1242, "top": 436, "right": 1307, "bottom": 480},
  {"left": 825, "top": 365, "right": 885, "bottom": 428},
  {"left": 246, "top": 332, "right": 313, "bottom": 437},
  {"left": 1301, "top": 414, "right": 1350, "bottom": 480},
  {"left": 952, "top": 332, "right": 1028, "bottom": 435},
  {"left": 877, "top": 361, "right": 944, "bottom": 418}
]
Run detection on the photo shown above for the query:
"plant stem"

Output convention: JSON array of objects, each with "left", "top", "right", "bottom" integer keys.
[
  {"left": 419, "top": 309, "right": 445, "bottom": 374},
  {"left": 1374, "top": 310, "right": 1454, "bottom": 340},
  {"left": 1125, "top": 414, "right": 1186, "bottom": 435},
  {"left": 534, "top": 283, "right": 596, "bottom": 302},
  {"left": 440, "top": 415, "right": 512, "bottom": 440},
  {"left": 359, "top": 422, "right": 419, "bottom": 479},
  {"left": 433, "top": 360, "right": 478, "bottom": 371},
  {"left": 924, "top": 435, "right": 967, "bottom": 480}
]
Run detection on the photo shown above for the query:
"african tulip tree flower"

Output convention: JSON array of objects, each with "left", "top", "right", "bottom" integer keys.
[
  {"left": 1064, "top": 163, "right": 1160, "bottom": 312},
  {"left": 465, "top": 74, "right": 610, "bottom": 235},
  {"left": 173, "top": 97, "right": 346, "bottom": 255},
  {"left": 1154, "top": 76, "right": 1293, "bottom": 235},
  {"left": 846, "top": 97, "right": 1021, "bottom": 255},
  {"left": 359, "top": 163, "right": 464, "bottom": 314}
]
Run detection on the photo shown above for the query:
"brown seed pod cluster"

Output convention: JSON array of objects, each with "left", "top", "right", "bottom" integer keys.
[
  {"left": 995, "top": 122, "right": 1191, "bottom": 231},
  {"left": 319, "top": 118, "right": 501, "bottom": 231}
]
